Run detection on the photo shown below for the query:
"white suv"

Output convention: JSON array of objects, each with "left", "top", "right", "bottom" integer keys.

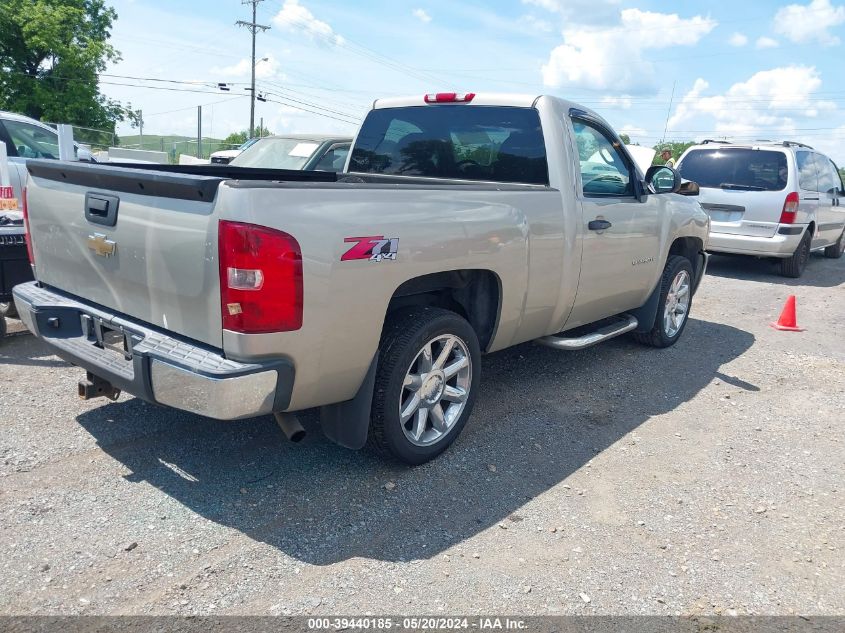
[{"left": 677, "top": 141, "right": 845, "bottom": 277}]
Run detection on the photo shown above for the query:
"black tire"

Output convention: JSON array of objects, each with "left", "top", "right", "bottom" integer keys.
[
  {"left": 0, "top": 315, "right": 6, "bottom": 339},
  {"left": 368, "top": 306, "right": 481, "bottom": 465},
  {"left": 632, "top": 255, "right": 694, "bottom": 348},
  {"left": 780, "top": 230, "right": 811, "bottom": 277},
  {"left": 823, "top": 228, "right": 845, "bottom": 259},
  {"left": 0, "top": 302, "right": 17, "bottom": 319}
]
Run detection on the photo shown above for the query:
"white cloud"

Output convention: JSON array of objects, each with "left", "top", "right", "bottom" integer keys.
[
  {"left": 523, "top": 0, "right": 621, "bottom": 22},
  {"left": 668, "top": 66, "right": 831, "bottom": 139},
  {"left": 272, "top": 0, "right": 345, "bottom": 46},
  {"left": 619, "top": 124, "right": 647, "bottom": 138},
  {"left": 541, "top": 9, "right": 717, "bottom": 93},
  {"left": 212, "top": 55, "right": 281, "bottom": 80},
  {"left": 774, "top": 0, "right": 845, "bottom": 46},
  {"left": 601, "top": 95, "right": 632, "bottom": 109},
  {"left": 412, "top": 8, "right": 431, "bottom": 23},
  {"left": 729, "top": 32, "right": 749, "bottom": 46},
  {"left": 756, "top": 36, "right": 780, "bottom": 48}
]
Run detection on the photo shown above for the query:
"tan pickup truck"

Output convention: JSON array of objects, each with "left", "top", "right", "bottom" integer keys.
[{"left": 14, "top": 93, "right": 709, "bottom": 464}]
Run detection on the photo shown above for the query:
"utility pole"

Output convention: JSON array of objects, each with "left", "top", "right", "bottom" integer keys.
[
  {"left": 197, "top": 106, "right": 202, "bottom": 159},
  {"left": 236, "top": 0, "right": 269, "bottom": 139},
  {"left": 138, "top": 110, "right": 144, "bottom": 150},
  {"left": 259, "top": 117, "right": 263, "bottom": 137}
]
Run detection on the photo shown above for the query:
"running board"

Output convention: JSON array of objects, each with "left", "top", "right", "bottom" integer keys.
[{"left": 537, "top": 315, "right": 638, "bottom": 351}]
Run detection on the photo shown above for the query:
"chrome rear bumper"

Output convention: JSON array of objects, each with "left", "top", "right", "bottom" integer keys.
[{"left": 12, "top": 282, "right": 293, "bottom": 420}]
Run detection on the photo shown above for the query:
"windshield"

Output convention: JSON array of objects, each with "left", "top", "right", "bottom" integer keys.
[
  {"left": 230, "top": 138, "right": 321, "bottom": 169},
  {"left": 678, "top": 149, "right": 787, "bottom": 191},
  {"left": 350, "top": 105, "right": 548, "bottom": 185}
]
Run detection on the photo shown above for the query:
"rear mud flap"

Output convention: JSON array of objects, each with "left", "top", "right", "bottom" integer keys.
[{"left": 319, "top": 355, "right": 378, "bottom": 450}]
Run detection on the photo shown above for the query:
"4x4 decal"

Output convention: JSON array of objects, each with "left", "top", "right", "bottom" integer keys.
[{"left": 341, "top": 236, "right": 399, "bottom": 262}]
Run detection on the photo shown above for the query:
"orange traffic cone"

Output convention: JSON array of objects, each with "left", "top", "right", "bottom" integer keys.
[{"left": 770, "top": 295, "right": 804, "bottom": 331}]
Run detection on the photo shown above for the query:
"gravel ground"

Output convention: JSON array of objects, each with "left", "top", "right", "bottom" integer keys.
[{"left": 0, "top": 253, "right": 843, "bottom": 616}]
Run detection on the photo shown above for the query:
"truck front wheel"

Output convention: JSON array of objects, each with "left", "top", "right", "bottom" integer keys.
[
  {"left": 632, "top": 255, "right": 694, "bottom": 349},
  {"left": 368, "top": 307, "right": 481, "bottom": 465}
]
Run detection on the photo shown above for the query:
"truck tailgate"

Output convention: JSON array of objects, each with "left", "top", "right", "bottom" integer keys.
[{"left": 25, "top": 161, "right": 224, "bottom": 348}]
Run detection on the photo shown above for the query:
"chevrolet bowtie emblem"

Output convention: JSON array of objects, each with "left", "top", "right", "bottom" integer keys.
[{"left": 87, "top": 233, "right": 116, "bottom": 257}]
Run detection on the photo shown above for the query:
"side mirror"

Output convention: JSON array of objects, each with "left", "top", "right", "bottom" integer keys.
[
  {"left": 678, "top": 180, "right": 700, "bottom": 196},
  {"left": 645, "top": 165, "right": 682, "bottom": 194}
]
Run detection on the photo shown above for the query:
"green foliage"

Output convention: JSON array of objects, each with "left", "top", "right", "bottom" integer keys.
[
  {"left": 839, "top": 167, "right": 845, "bottom": 184},
  {"left": 222, "top": 125, "right": 272, "bottom": 147},
  {"left": 223, "top": 131, "right": 249, "bottom": 147},
  {"left": 0, "top": 0, "right": 135, "bottom": 134},
  {"left": 652, "top": 141, "right": 697, "bottom": 165},
  {"left": 619, "top": 133, "right": 631, "bottom": 145}
]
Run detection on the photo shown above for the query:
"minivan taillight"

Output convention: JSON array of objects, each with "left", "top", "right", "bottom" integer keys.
[
  {"left": 22, "top": 187, "right": 35, "bottom": 265},
  {"left": 779, "top": 191, "right": 800, "bottom": 224},
  {"left": 218, "top": 220, "right": 303, "bottom": 333}
]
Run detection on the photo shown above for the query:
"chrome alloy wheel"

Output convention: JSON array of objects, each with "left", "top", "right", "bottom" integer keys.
[
  {"left": 663, "top": 269, "right": 691, "bottom": 338},
  {"left": 399, "top": 334, "right": 472, "bottom": 447}
]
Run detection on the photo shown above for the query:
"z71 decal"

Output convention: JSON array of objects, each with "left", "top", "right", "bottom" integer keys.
[{"left": 341, "top": 236, "right": 399, "bottom": 262}]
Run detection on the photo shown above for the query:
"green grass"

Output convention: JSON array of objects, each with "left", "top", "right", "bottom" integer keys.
[{"left": 116, "top": 134, "right": 237, "bottom": 161}]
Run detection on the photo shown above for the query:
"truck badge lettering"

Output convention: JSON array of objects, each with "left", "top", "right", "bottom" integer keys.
[
  {"left": 632, "top": 256, "right": 654, "bottom": 266},
  {"left": 341, "top": 236, "right": 399, "bottom": 262}
]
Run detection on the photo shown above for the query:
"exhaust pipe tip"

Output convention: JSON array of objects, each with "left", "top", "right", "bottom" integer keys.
[{"left": 274, "top": 412, "right": 306, "bottom": 443}]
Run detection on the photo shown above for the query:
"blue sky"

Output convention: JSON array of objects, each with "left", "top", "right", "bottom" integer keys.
[{"left": 105, "top": 0, "right": 845, "bottom": 162}]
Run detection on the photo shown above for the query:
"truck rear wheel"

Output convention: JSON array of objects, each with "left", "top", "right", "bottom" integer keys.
[
  {"left": 368, "top": 307, "right": 480, "bottom": 465},
  {"left": 632, "top": 255, "right": 693, "bottom": 349}
]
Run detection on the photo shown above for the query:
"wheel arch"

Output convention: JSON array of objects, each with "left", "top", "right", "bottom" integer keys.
[{"left": 385, "top": 269, "right": 502, "bottom": 352}]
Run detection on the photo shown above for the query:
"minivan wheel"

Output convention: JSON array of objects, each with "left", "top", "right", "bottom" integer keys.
[
  {"left": 632, "top": 255, "right": 693, "bottom": 349},
  {"left": 368, "top": 307, "right": 481, "bottom": 465},
  {"left": 823, "top": 229, "right": 845, "bottom": 259},
  {"left": 780, "top": 230, "right": 811, "bottom": 278}
]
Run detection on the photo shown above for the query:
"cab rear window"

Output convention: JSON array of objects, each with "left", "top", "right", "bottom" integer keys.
[
  {"left": 350, "top": 105, "right": 549, "bottom": 185},
  {"left": 678, "top": 149, "right": 787, "bottom": 191}
]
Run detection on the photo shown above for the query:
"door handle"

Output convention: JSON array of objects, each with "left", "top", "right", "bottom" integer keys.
[{"left": 588, "top": 219, "right": 612, "bottom": 231}]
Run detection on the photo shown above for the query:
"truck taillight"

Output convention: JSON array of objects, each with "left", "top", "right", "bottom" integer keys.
[
  {"left": 218, "top": 220, "right": 303, "bottom": 333},
  {"left": 424, "top": 92, "right": 475, "bottom": 103},
  {"left": 22, "top": 187, "right": 35, "bottom": 265},
  {"left": 779, "top": 191, "right": 800, "bottom": 224}
]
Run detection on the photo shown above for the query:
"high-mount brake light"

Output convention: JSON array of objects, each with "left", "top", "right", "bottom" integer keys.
[
  {"left": 218, "top": 220, "right": 303, "bottom": 334},
  {"left": 423, "top": 92, "right": 476, "bottom": 103},
  {"left": 22, "top": 187, "right": 35, "bottom": 265},
  {"left": 779, "top": 191, "right": 800, "bottom": 224}
]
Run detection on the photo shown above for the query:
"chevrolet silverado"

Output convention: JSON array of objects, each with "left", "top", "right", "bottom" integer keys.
[{"left": 14, "top": 92, "right": 709, "bottom": 464}]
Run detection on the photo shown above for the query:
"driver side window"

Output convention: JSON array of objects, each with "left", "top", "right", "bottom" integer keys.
[
  {"left": 571, "top": 118, "right": 632, "bottom": 197},
  {"left": 3, "top": 119, "right": 61, "bottom": 159}
]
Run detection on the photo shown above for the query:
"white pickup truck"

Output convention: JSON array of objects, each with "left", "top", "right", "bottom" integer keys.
[{"left": 14, "top": 93, "right": 709, "bottom": 464}]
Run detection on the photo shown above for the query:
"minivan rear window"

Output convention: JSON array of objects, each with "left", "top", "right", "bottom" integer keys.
[
  {"left": 350, "top": 105, "right": 549, "bottom": 185},
  {"left": 678, "top": 149, "right": 787, "bottom": 191}
]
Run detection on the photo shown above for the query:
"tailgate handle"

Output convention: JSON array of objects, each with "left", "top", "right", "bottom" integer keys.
[{"left": 85, "top": 192, "right": 119, "bottom": 227}]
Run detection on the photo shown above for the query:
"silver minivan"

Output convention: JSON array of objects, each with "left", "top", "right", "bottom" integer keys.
[{"left": 677, "top": 141, "right": 845, "bottom": 277}]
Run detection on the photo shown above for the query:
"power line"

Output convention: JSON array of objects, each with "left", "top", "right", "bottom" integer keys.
[
  {"left": 145, "top": 95, "right": 248, "bottom": 118},
  {"left": 262, "top": 96, "right": 359, "bottom": 125}
]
